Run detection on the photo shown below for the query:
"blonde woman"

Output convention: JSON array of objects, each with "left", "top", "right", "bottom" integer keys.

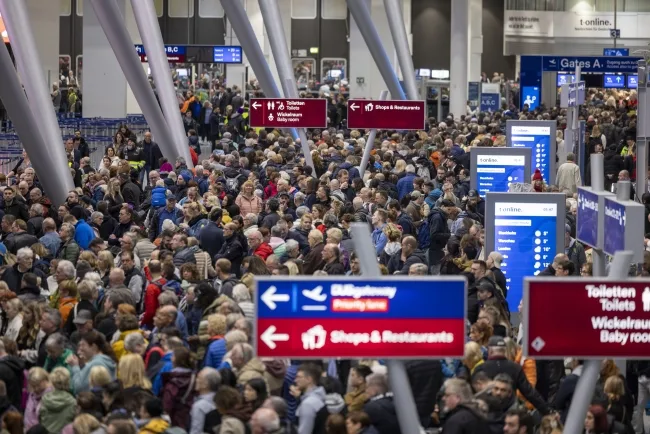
[
  {"left": 3, "top": 298, "right": 22, "bottom": 341},
  {"left": 236, "top": 181, "right": 263, "bottom": 215},
  {"left": 97, "top": 250, "right": 115, "bottom": 282},
  {"left": 72, "top": 414, "right": 102, "bottom": 434},
  {"left": 463, "top": 341, "right": 484, "bottom": 374},
  {"left": 118, "top": 354, "right": 152, "bottom": 391},
  {"left": 104, "top": 178, "right": 124, "bottom": 220},
  {"left": 89, "top": 365, "right": 112, "bottom": 391}
]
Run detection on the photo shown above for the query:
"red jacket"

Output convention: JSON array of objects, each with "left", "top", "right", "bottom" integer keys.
[
  {"left": 264, "top": 182, "right": 278, "bottom": 199},
  {"left": 254, "top": 243, "right": 274, "bottom": 261},
  {"left": 141, "top": 277, "right": 167, "bottom": 328}
]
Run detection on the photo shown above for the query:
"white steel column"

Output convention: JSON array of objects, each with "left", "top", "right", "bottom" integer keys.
[{"left": 450, "top": 0, "right": 469, "bottom": 119}]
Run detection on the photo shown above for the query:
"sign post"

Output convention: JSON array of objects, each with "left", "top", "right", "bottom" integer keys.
[
  {"left": 248, "top": 98, "right": 328, "bottom": 129},
  {"left": 346, "top": 99, "right": 426, "bottom": 130},
  {"left": 637, "top": 60, "right": 649, "bottom": 199},
  {"left": 359, "top": 91, "right": 389, "bottom": 179}
]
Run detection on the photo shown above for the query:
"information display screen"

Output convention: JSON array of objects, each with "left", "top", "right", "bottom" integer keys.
[
  {"left": 213, "top": 46, "right": 242, "bottom": 64},
  {"left": 557, "top": 74, "right": 576, "bottom": 87},
  {"left": 493, "top": 202, "right": 558, "bottom": 309},
  {"left": 603, "top": 197, "right": 626, "bottom": 256},
  {"left": 604, "top": 74, "right": 626, "bottom": 89},
  {"left": 507, "top": 122, "right": 555, "bottom": 184},
  {"left": 474, "top": 154, "right": 527, "bottom": 197}
]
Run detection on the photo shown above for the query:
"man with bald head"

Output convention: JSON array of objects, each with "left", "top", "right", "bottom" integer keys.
[{"left": 251, "top": 407, "right": 281, "bottom": 434}]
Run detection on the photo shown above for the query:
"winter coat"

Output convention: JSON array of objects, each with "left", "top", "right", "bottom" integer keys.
[
  {"left": 39, "top": 390, "right": 77, "bottom": 434},
  {"left": 253, "top": 242, "right": 274, "bottom": 261},
  {"left": 113, "top": 329, "right": 148, "bottom": 361},
  {"left": 138, "top": 418, "right": 170, "bottom": 434},
  {"left": 441, "top": 403, "right": 490, "bottom": 434},
  {"left": 70, "top": 353, "right": 116, "bottom": 394},
  {"left": 387, "top": 249, "right": 428, "bottom": 275},
  {"left": 345, "top": 385, "right": 368, "bottom": 412},
  {"left": 57, "top": 239, "right": 80, "bottom": 265},
  {"left": 214, "top": 235, "right": 244, "bottom": 278},
  {"left": 162, "top": 368, "right": 196, "bottom": 429},
  {"left": 237, "top": 358, "right": 270, "bottom": 393},
  {"left": 198, "top": 221, "right": 225, "bottom": 260},
  {"left": 1, "top": 263, "right": 48, "bottom": 294},
  {"left": 24, "top": 387, "right": 53, "bottom": 431},
  {"left": 296, "top": 386, "right": 328, "bottom": 434},
  {"left": 5, "top": 231, "right": 38, "bottom": 254},
  {"left": 236, "top": 193, "right": 263, "bottom": 215},
  {"left": 0, "top": 356, "right": 24, "bottom": 408},
  {"left": 173, "top": 246, "right": 198, "bottom": 268},
  {"left": 428, "top": 208, "right": 451, "bottom": 265},
  {"left": 364, "top": 395, "right": 401, "bottom": 434},
  {"left": 204, "top": 336, "right": 227, "bottom": 370},
  {"left": 150, "top": 186, "right": 167, "bottom": 208}
]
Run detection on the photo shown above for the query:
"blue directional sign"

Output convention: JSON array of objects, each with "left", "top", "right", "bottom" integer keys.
[
  {"left": 628, "top": 74, "right": 638, "bottom": 89},
  {"left": 255, "top": 277, "right": 467, "bottom": 358},
  {"left": 604, "top": 74, "right": 625, "bottom": 89},
  {"left": 468, "top": 82, "right": 480, "bottom": 109},
  {"left": 576, "top": 187, "right": 613, "bottom": 249},
  {"left": 542, "top": 56, "right": 642, "bottom": 73},
  {"left": 604, "top": 48, "right": 629, "bottom": 57},
  {"left": 485, "top": 193, "right": 566, "bottom": 310},
  {"left": 521, "top": 87, "right": 540, "bottom": 110},
  {"left": 567, "top": 83, "right": 577, "bottom": 107},
  {"left": 480, "top": 93, "right": 500, "bottom": 112},
  {"left": 602, "top": 196, "right": 645, "bottom": 262}
]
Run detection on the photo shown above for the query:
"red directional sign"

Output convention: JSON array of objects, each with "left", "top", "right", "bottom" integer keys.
[
  {"left": 346, "top": 99, "right": 426, "bottom": 130},
  {"left": 249, "top": 98, "right": 327, "bottom": 129},
  {"left": 524, "top": 278, "right": 650, "bottom": 359}
]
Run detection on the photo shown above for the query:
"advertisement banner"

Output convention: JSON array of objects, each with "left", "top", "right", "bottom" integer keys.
[{"left": 504, "top": 10, "right": 553, "bottom": 37}]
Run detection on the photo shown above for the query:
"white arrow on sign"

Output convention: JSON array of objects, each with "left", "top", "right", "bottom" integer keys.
[
  {"left": 252, "top": 101, "right": 261, "bottom": 110},
  {"left": 349, "top": 103, "right": 359, "bottom": 111},
  {"left": 261, "top": 286, "right": 290, "bottom": 310},
  {"left": 261, "top": 325, "right": 290, "bottom": 349}
]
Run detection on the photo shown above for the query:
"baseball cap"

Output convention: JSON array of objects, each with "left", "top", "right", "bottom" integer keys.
[
  {"left": 410, "top": 190, "right": 422, "bottom": 200},
  {"left": 488, "top": 336, "right": 506, "bottom": 348},
  {"left": 73, "top": 310, "right": 94, "bottom": 325},
  {"left": 467, "top": 189, "right": 479, "bottom": 199},
  {"left": 166, "top": 191, "right": 176, "bottom": 200}
]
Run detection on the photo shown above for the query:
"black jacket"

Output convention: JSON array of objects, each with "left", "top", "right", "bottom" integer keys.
[
  {"left": 4, "top": 231, "right": 38, "bottom": 254},
  {"left": 428, "top": 208, "right": 451, "bottom": 265},
  {"left": 473, "top": 356, "right": 550, "bottom": 415},
  {"left": 364, "top": 395, "right": 401, "bottom": 434},
  {"left": 441, "top": 403, "right": 490, "bottom": 434},
  {"left": 27, "top": 216, "right": 44, "bottom": 238},
  {"left": 198, "top": 221, "right": 225, "bottom": 260},
  {"left": 387, "top": 249, "right": 428, "bottom": 275},
  {"left": 323, "top": 260, "right": 345, "bottom": 275},
  {"left": 405, "top": 360, "right": 443, "bottom": 425},
  {"left": 3, "top": 200, "right": 29, "bottom": 222},
  {"left": 0, "top": 356, "right": 24, "bottom": 409},
  {"left": 121, "top": 180, "right": 141, "bottom": 208},
  {"left": 173, "top": 247, "right": 198, "bottom": 268},
  {"left": 215, "top": 235, "right": 244, "bottom": 278},
  {"left": 490, "top": 267, "right": 507, "bottom": 298},
  {"left": 1, "top": 263, "right": 48, "bottom": 293}
]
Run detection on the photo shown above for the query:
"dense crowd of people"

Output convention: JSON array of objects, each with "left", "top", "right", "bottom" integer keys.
[{"left": 0, "top": 81, "right": 645, "bottom": 434}]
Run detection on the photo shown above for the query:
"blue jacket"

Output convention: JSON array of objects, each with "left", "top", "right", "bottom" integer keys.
[
  {"left": 175, "top": 310, "right": 189, "bottom": 341},
  {"left": 203, "top": 337, "right": 227, "bottom": 370},
  {"left": 150, "top": 186, "right": 167, "bottom": 208},
  {"left": 371, "top": 225, "right": 387, "bottom": 256},
  {"left": 74, "top": 220, "right": 96, "bottom": 250},
  {"left": 152, "top": 352, "right": 173, "bottom": 396},
  {"left": 396, "top": 173, "right": 417, "bottom": 200},
  {"left": 196, "top": 177, "right": 209, "bottom": 196},
  {"left": 154, "top": 207, "right": 183, "bottom": 238}
]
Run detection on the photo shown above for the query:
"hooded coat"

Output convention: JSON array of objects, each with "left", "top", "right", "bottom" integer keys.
[
  {"left": 237, "top": 358, "right": 270, "bottom": 392},
  {"left": 39, "top": 390, "right": 77, "bottom": 434},
  {"left": 70, "top": 353, "right": 117, "bottom": 394},
  {"left": 162, "top": 368, "right": 196, "bottom": 429}
]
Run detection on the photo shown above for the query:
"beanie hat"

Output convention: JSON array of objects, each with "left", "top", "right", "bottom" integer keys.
[
  {"left": 180, "top": 170, "right": 192, "bottom": 183},
  {"left": 533, "top": 168, "right": 543, "bottom": 181}
]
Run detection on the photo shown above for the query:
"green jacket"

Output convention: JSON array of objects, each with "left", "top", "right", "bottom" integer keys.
[
  {"left": 43, "top": 348, "right": 74, "bottom": 375},
  {"left": 39, "top": 390, "right": 76, "bottom": 434},
  {"left": 56, "top": 240, "right": 80, "bottom": 265}
]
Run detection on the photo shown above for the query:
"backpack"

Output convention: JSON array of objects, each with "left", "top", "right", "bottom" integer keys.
[{"left": 417, "top": 219, "right": 431, "bottom": 250}]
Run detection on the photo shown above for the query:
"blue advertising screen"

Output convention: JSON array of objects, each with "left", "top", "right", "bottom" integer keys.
[
  {"left": 213, "top": 46, "right": 242, "bottom": 64},
  {"left": 603, "top": 48, "right": 629, "bottom": 57},
  {"left": 509, "top": 124, "right": 552, "bottom": 184},
  {"left": 628, "top": 74, "right": 638, "bottom": 89},
  {"left": 494, "top": 202, "right": 558, "bottom": 309},
  {"left": 604, "top": 74, "right": 626, "bottom": 88},
  {"left": 476, "top": 154, "right": 526, "bottom": 197},
  {"left": 557, "top": 74, "right": 576, "bottom": 87},
  {"left": 480, "top": 93, "right": 500, "bottom": 112},
  {"left": 576, "top": 189, "right": 599, "bottom": 248},
  {"left": 522, "top": 86, "right": 540, "bottom": 110},
  {"left": 603, "top": 198, "right": 626, "bottom": 256}
]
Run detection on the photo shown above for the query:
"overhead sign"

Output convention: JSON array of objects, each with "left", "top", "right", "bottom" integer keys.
[
  {"left": 628, "top": 74, "right": 638, "bottom": 88},
  {"left": 248, "top": 98, "right": 327, "bottom": 129},
  {"left": 604, "top": 48, "right": 629, "bottom": 57},
  {"left": 346, "top": 100, "right": 426, "bottom": 130},
  {"left": 576, "top": 187, "right": 614, "bottom": 249},
  {"left": 603, "top": 196, "right": 645, "bottom": 262},
  {"left": 542, "top": 56, "right": 642, "bottom": 73},
  {"left": 255, "top": 277, "right": 467, "bottom": 358},
  {"left": 604, "top": 74, "right": 626, "bottom": 89},
  {"left": 521, "top": 86, "right": 540, "bottom": 111},
  {"left": 480, "top": 93, "right": 500, "bottom": 112},
  {"left": 524, "top": 278, "right": 650, "bottom": 358},
  {"left": 506, "top": 120, "right": 557, "bottom": 185},
  {"left": 485, "top": 193, "right": 566, "bottom": 309},
  {"left": 134, "top": 44, "right": 243, "bottom": 64},
  {"left": 557, "top": 74, "right": 576, "bottom": 87},
  {"left": 470, "top": 148, "right": 531, "bottom": 197}
]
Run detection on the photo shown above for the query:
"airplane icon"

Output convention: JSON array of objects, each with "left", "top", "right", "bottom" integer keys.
[{"left": 303, "top": 286, "right": 327, "bottom": 302}]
